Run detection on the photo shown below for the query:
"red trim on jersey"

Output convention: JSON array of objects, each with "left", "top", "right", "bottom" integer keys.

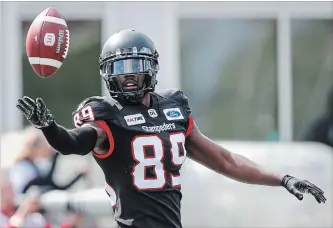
[
  {"left": 92, "top": 120, "right": 115, "bottom": 159},
  {"left": 185, "top": 115, "right": 194, "bottom": 137}
]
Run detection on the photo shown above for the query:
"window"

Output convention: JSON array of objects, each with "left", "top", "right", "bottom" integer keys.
[
  {"left": 291, "top": 20, "right": 333, "bottom": 140},
  {"left": 179, "top": 19, "right": 278, "bottom": 140}
]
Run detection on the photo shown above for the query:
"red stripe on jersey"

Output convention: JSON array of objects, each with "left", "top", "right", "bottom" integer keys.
[
  {"left": 92, "top": 120, "right": 115, "bottom": 159},
  {"left": 185, "top": 115, "right": 194, "bottom": 137}
]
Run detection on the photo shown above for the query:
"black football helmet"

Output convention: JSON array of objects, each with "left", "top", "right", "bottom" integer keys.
[{"left": 99, "top": 29, "right": 159, "bottom": 103}]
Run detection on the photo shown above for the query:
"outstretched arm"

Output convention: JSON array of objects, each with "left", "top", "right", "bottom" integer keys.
[
  {"left": 41, "top": 121, "right": 107, "bottom": 155},
  {"left": 185, "top": 123, "right": 282, "bottom": 186},
  {"left": 185, "top": 121, "right": 326, "bottom": 203},
  {"left": 16, "top": 96, "right": 108, "bottom": 156}
]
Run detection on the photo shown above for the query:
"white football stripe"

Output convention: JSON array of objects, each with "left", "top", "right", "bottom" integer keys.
[
  {"left": 35, "top": 14, "right": 67, "bottom": 26},
  {"left": 29, "top": 57, "right": 62, "bottom": 68},
  {"left": 44, "top": 16, "right": 67, "bottom": 26}
]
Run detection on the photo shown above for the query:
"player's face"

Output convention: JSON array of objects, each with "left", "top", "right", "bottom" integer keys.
[{"left": 117, "top": 74, "right": 145, "bottom": 92}]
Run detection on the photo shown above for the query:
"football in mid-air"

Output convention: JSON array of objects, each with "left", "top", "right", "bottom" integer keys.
[{"left": 26, "top": 7, "right": 70, "bottom": 78}]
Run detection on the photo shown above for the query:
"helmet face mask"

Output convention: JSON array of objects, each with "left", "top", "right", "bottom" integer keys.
[{"left": 99, "top": 29, "right": 159, "bottom": 103}]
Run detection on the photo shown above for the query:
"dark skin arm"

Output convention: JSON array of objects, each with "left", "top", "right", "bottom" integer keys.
[{"left": 185, "top": 122, "right": 283, "bottom": 186}]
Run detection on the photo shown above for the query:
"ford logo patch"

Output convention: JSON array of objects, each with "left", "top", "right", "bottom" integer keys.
[{"left": 166, "top": 110, "right": 180, "bottom": 117}]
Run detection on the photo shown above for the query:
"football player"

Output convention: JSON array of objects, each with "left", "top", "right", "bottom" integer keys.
[{"left": 16, "top": 29, "right": 326, "bottom": 228}]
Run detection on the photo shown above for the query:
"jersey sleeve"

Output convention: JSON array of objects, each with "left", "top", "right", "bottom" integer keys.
[
  {"left": 160, "top": 89, "right": 194, "bottom": 136},
  {"left": 178, "top": 90, "right": 192, "bottom": 117},
  {"left": 178, "top": 90, "right": 194, "bottom": 137},
  {"left": 72, "top": 96, "right": 121, "bottom": 159},
  {"left": 72, "top": 96, "right": 122, "bottom": 128}
]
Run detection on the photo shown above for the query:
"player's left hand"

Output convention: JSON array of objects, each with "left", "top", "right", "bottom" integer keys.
[{"left": 282, "top": 175, "right": 326, "bottom": 203}]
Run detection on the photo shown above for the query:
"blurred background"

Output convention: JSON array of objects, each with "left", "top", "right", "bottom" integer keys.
[{"left": 1, "top": 1, "right": 333, "bottom": 228}]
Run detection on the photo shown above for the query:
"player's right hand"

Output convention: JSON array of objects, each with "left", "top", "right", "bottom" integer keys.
[
  {"left": 16, "top": 96, "right": 55, "bottom": 129},
  {"left": 281, "top": 175, "right": 326, "bottom": 203}
]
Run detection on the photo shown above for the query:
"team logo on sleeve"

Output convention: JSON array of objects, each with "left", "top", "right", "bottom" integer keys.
[
  {"left": 148, "top": 109, "right": 158, "bottom": 118},
  {"left": 124, "top": 114, "right": 146, "bottom": 126},
  {"left": 163, "top": 108, "right": 184, "bottom": 120}
]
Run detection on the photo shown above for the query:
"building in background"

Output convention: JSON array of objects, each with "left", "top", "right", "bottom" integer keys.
[{"left": 1, "top": 1, "right": 332, "bottom": 142}]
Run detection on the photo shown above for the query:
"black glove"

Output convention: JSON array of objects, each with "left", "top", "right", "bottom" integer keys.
[
  {"left": 16, "top": 96, "right": 55, "bottom": 129},
  {"left": 282, "top": 175, "right": 326, "bottom": 203}
]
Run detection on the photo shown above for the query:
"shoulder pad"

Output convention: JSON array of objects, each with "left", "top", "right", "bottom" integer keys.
[
  {"left": 75, "top": 96, "right": 123, "bottom": 111},
  {"left": 157, "top": 89, "right": 191, "bottom": 115},
  {"left": 72, "top": 96, "right": 123, "bottom": 128}
]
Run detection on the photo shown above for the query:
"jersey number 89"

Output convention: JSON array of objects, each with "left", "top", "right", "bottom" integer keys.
[{"left": 131, "top": 133, "right": 186, "bottom": 190}]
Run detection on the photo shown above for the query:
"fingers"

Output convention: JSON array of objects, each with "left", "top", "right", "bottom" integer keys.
[
  {"left": 311, "top": 191, "right": 326, "bottom": 204},
  {"left": 315, "top": 193, "right": 326, "bottom": 203},
  {"left": 289, "top": 188, "right": 303, "bottom": 201},
  {"left": 299, "top": 181, "right": 326, "bottom": 204},
  {"left": 36, "top": 97, "right": 47, "bottom": 116},
  {"left": 303, "top": 180, "right": 326, "bottom": 204},
  {"left": 16, "top": 96, "right": 36, "bottom": 117},
  {"left": 16, "top": 96, "right": 47, "bottom": 116},
  {"left": 36, "top": 97, "right": 46, "bottom": 109},
  {"left": 289, "top": 185, "right": 326, "bottom": 203},
  {"left": 306, "top": 186, "right": 323, "bottom": 196},
  {"left": 304, "top": 180, "right": 324, "bottom": 194},
  {"left": 311, "top": 192, "right": 326, "bottom": 204},
  {"left": 17, "top": 96, "right": 37, "bottom": 109},
  {"left": 23, "top": 96, "right": 37, "bottom": 110},
  {"left": 16, "top": 98, "right": 30, "bottom": 115}
]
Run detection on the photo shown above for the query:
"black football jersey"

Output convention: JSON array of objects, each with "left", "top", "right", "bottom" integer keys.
[{"left": 72, "top": 89, "right": 193, "bottom": 228}]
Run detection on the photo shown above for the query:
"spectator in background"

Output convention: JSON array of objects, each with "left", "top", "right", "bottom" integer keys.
[
  {"left": 9, "top": 126, "right": 88, "bottom": 196},
  {"left": 302, "top": 86, "right": 333, "bottom": 148},
  {"left": 0, "top": 176, "right": 89, "bottom": 228},
  {"left": 0, "top": 177, "right": 51, "bottom": 228}
]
